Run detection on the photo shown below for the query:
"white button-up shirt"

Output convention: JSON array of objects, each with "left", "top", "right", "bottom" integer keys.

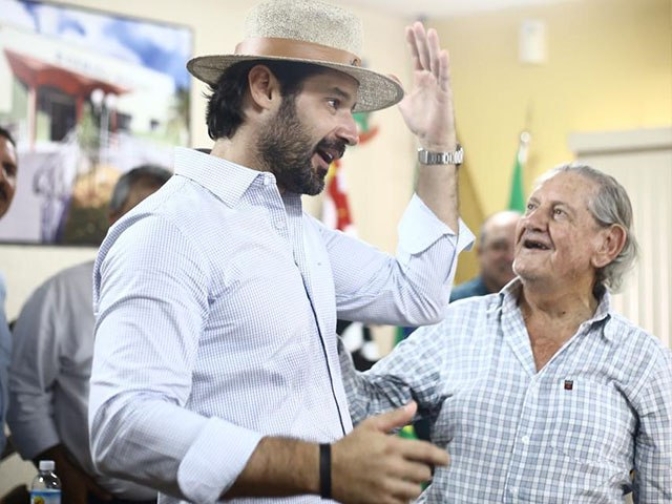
[{"left": 89, "top": 148, "right": 473, "bottom": 504}]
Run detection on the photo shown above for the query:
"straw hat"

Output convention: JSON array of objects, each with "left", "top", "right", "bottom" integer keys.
[{"left": 187, "top": 0, "right": 404, "bottom": 112}]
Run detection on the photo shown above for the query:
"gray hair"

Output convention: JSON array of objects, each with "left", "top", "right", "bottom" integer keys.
[
  {"left": 537, "top": 163, "right": 638, "bottom": 293},
  {"left": 109, "top": 164, "right": 172, "bottom": 214}
]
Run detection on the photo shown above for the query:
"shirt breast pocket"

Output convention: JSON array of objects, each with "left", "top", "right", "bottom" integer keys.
[{"left": 547, "top": 378, "right": 633, "bottom": 466}]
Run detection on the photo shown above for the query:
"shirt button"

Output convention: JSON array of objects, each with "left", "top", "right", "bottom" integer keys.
[
  {"left": 521, "top": 435, "right": 530, "bottom": 445},
  {"left": 263, "top": 175, "right": 272, "bottom": 186},
  {"left": 510, "top": 487, "right": 518, "bottom": 497},
  {"left": 275, "top": 220, "right": 286, "bottom": 229}
]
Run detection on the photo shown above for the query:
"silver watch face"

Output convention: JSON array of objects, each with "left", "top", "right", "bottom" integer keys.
[
  {"left": 418, "top": 146, "right": 463, "bottom": 165},
  {"left": 453, "top": 147, "right": 464, "bottom": 164}
]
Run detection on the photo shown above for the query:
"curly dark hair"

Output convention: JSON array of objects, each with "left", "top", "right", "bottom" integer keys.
[{"left": 206, "top": 60, "right": 326, "bottom": 140}]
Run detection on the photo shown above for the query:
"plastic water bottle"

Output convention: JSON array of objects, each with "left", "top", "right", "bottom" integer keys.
[{"left": 30, "top": 460, "right": 61, "bottom": 504}]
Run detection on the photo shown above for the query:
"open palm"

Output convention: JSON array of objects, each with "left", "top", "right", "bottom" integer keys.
[{"left": 398, "top": 22, "right": 456, "bottom": 151}]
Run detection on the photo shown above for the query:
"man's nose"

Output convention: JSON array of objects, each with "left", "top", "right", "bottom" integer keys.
[
  {"left": 523, "top": 208, "right": 547, "bottom": 231},
  {"left": 336, "top": 114, "right": 359, "bottom": 147}
]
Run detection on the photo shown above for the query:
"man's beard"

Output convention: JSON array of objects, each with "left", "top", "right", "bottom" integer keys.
[{"left": 258, "top": 97, "right": 345, "bottom": 196}]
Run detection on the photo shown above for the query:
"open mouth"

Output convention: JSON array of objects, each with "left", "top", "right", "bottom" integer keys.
[
  {"left": 314, "top": 140, "right": 346, "bottom": 167},
  {"left": 316, "top": 148, "right": 335, "bottom": 165},
  {"left": 523, "top": 238, "right": 551, "bottom": 251}
]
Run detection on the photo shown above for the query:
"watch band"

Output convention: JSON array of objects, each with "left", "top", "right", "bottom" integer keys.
[
  {"left": 319, "top": 443, "right": 332, "bottom": 499},
  {"left": 417, "top": 144, "right": 463, "bottom": 166}
]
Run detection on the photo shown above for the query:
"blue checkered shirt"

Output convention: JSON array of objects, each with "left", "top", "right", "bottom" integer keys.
[
  {"left": 89, "top": 147, "right": 473, "bottom": 504},
  {"left": 342, "top": 279, "right": 672, "bottom": 503}
]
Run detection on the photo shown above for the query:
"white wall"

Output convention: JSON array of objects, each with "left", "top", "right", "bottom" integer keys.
[{"left": 0, "top": 0, "right": 416, "bottom": 493}]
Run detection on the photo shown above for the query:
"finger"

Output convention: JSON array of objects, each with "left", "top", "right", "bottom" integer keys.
[
  {"left": 405, "top": 26, "right": 422, "bottom": 71},
  {"left": 364, "top": 402, "right": 417, "bottom": 432},
  {"left": 426, "top": 28, "right": 441, "bottom": 77},
  {"left": 385, "top": 479, "right": 425, "bottom": 503},
  {"left": 437, "top": 49, "right": 451, "bottom": 92},
  {"left": 397, "top": 438, "right": 450, "bottom": 467},
  {"left": 390, "top": 458, "right": 433, "bottom": 484},
  {"left": 412, "top": 22, "right": 431, "bottom": 71}
]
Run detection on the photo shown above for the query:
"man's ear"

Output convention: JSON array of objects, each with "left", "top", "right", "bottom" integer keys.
[
  {"left": 247, "top": 65, "right": 282, "bottom": 111},
  {"left": 592, "top": 224, "right": 627, "bottom": 269}
]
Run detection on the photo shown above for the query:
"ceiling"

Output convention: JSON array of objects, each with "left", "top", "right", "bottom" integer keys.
[{"left": 339, "top": 0, "right": 578, "bottom": 18}]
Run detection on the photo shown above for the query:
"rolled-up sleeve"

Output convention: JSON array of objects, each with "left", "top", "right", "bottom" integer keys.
[{"left": 89, "top": 215, "right": 262, "bottom": 502}]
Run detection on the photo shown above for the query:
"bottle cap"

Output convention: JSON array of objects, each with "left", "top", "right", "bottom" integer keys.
[{"left": 38, "top": 460, "right": 55, "bottom": 471}]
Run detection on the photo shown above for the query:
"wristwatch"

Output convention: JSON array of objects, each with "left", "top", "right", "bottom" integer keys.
[{"left": 417, "top": 144, "right": 464, "bottom": 166}]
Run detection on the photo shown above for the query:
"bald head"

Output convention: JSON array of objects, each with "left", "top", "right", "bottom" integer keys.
[{"left": 478, "top": 210, "right": 522, "bottom": 292}]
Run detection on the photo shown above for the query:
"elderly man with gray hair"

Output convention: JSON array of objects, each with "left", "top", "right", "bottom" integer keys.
[{"left": 342, "top": 164, "right": 672, "bottom": 503}]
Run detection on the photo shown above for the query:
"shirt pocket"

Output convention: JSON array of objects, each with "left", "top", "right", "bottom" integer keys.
[
  {"left": 546, "top": 379, "right": 635, "bottom": 463},
  {"left": 547, "top": 378, "right": 633, "bottom": 464},
  {"left": 545, "top": 378, "right": 633, "bottom": 493}
]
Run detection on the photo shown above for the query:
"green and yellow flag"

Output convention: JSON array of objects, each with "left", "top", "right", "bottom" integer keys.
[{"left": 508, "top": 131, "right": 530, "bottom": 211}]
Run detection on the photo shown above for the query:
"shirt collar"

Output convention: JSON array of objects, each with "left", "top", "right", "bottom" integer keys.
[
  {"left": 174, "top": 147, "right": 269, "bottom": 208},
  {"left": 498, "top": 278, "right": 616, "bottom": 339}
]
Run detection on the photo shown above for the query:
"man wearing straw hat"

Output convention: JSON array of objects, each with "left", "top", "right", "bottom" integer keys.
[{"left": 89, "top": 1, "right": 471, "bottom": 503}]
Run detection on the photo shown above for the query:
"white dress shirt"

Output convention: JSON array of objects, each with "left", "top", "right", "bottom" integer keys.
[
  {"left": 89, "top": 147, "right": 473, "bottom": 503},
  {"left": 8, "top": 261, "right": 156, "bottom": 500}
]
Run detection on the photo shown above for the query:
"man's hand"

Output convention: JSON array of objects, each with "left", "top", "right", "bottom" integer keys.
[
  {"left": 398, "top": 22, "right": 457, "bottom": 152},
  {"left": 331, "top": 402, "right": 449, "bottom": 504},
  {"left": 226, "top": 403, "right": 447, "bottom": 503},
  {"left": 36, "top": 445, "right": 112, "bottom": 504}
]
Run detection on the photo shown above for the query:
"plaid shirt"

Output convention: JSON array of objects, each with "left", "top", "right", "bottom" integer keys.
[{"left": 342, "top": 279, "right": 672, "bottom": 503}]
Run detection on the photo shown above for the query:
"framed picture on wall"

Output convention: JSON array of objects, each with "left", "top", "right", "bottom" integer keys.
[{"left": 0, "top": 0, "right": 192, "bottom": 245}]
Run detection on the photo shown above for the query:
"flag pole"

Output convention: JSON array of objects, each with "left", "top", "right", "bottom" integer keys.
[
  {"left": 518, "top": 130, "right": 531, "bottom": 166},
  {"left": 508, "top": 131, "right": 530, "bottom": 212}
]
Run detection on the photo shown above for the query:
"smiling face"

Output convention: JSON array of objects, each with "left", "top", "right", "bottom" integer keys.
[
  {"left": 513, "top": 171, "right": 619, "bottom": 293},
  {"left": 0, "top": 135, "right": 18, "bottom": 219},
  {"left": 258, "top": 68, "right": 359, "bottom": 195}
]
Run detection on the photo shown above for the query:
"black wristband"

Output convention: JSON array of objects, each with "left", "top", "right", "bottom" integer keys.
[{"left": 319, "top": 443, "right": 332, "bottom": 500}]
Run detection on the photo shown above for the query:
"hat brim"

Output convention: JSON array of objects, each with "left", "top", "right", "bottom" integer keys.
[{"left": 187, "top": 55, "right": 404, "bottom": 113}]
